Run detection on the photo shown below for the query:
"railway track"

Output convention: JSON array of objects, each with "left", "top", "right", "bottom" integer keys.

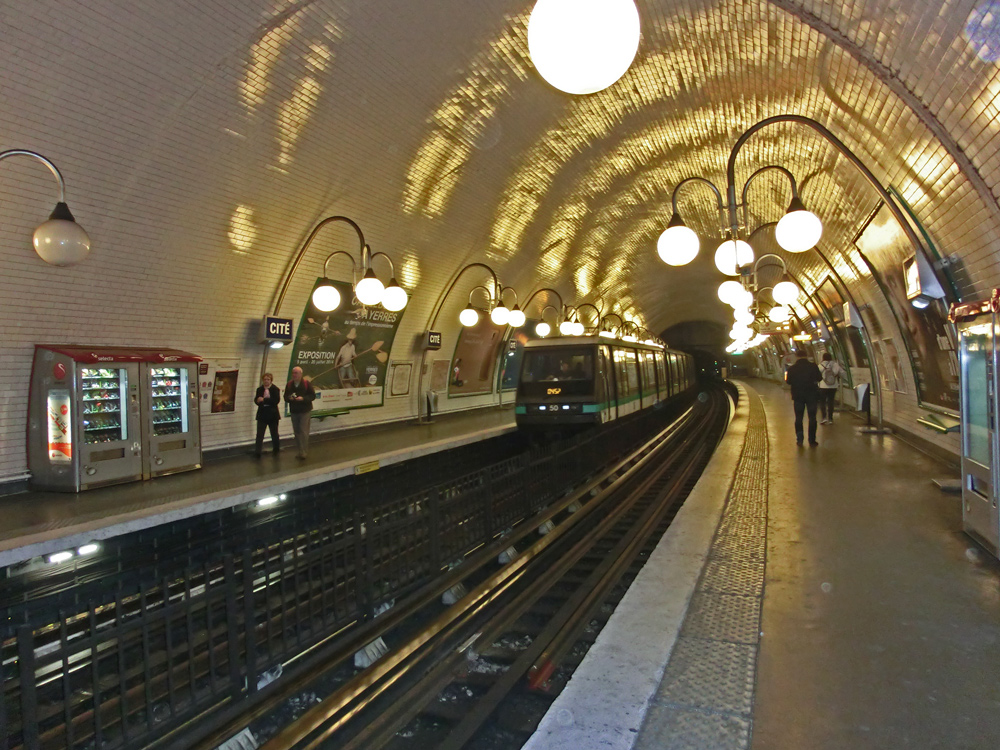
[
  {"left": 233, "top": 386, "right": 732, "bottom": 750},
  {"left": 5, "top": 395, "right": 702, "bottom": 750}
]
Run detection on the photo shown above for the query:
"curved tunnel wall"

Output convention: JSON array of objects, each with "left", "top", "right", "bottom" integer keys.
[{"left": 0, "top": 0, "right": 998, "bottom": 480}]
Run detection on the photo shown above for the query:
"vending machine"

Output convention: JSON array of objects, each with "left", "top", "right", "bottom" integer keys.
[
  {"left": 949, "top": 292, "right": 1000, "bottom": 557},
  {"left": 28, "top": 346, "right": 203, "bottom": 492}
]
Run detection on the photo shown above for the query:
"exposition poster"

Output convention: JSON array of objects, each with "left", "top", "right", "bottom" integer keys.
[
  {"left": 288, "top": 278, "right": 406, "bottom": 416},
  {"left": 854, "top": 203, "right": 959, "bottom": 414},
  {"left": 448, "top": 310, "right": 505, "bottom": 396}
]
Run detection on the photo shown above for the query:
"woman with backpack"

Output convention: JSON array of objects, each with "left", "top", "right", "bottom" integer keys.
[{"left": 818, "top": 352, "right": 845, "bottom": 424}]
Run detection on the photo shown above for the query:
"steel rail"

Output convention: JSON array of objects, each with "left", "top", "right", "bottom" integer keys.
[{"left": 261, "top": 394, "right": 726, "bottom": 750}]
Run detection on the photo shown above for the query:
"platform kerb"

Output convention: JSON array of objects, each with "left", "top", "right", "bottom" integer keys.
[
  {"left": 0, "top": 421, "right": 515, "bottom": 568},
  {"left": 523, "top": 385, "right": 751, "bottom": 750}
]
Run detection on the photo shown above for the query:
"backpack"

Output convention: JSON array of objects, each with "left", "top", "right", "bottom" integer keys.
[{"left": 821, "top": 362, "right": 838, "bottom": 387}]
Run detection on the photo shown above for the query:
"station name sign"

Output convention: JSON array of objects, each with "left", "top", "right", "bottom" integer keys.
[
  {"left": 426, "top": 331, "right": 443, "bottom": 350},
  {"left": 262, "top": 316, "right": 294, "bottom": 342}
]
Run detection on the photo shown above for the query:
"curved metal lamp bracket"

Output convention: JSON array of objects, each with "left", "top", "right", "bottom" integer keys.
[
  {"left": 740, "top": 164, "right": 800, "bottom": 231},
  {"left": 0, "top": 149, "right": 67, "bottom": 202}
]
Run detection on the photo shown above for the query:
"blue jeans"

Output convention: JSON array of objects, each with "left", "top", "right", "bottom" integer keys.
[{"left": 794, "top": 397, "right": 818, "bottom": 444}]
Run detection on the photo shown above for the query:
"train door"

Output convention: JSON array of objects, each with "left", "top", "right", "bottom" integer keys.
[
  {"left": 599, "top": 345, "right": 616, "bottom": 422},
  {"left": 657, "top": 352, "right": 667, "bottom": 398}
]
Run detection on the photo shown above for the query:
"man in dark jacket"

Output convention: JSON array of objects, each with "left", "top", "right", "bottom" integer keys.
[
  {"left": 285, "top": 366, "right": 316, "bottom": 460},
  {"left": 786, "top": 349, "right": 821, "bottom": 446}
]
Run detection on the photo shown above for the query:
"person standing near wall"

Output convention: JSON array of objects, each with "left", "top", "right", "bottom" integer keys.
[
  {"left": 285, "top": 366, "right": 316, "bottom": 460},
  {"left": 253, "top": 373, "right": 281, "bottom": 457},
  {"left": 786, "top": 349, "right": 821, "bottom": 446},
  {"left": 818, "top": 352, "right": 845, "bottom": 424}
]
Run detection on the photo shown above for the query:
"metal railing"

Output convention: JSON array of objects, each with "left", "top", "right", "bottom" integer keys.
[{"left": 1, "top": 406, "right": 675, "bottom": 750}]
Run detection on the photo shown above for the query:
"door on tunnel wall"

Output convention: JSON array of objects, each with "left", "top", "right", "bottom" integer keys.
[{"left": 953, "top": 303, "right": 999, "bottom": 555}]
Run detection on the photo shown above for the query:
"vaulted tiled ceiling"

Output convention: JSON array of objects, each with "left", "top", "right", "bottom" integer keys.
[{"left": 4, "top": 0, "right": 1000, "bottom": 339}]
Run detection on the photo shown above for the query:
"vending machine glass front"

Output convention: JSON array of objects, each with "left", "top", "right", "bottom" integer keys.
[
  {"left": 150, "top": 367, "right": 188, "bottom": 435},
  {"left": 80, "top": 368, "right": 129, "bottom": 444}
]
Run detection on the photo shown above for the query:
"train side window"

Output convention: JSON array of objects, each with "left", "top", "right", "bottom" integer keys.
[
  {"left": 626, "top": 350, "right": 639, "bottom": 393},
  {"left": 669, "top": 353, "right": 679, "bottom": 392},
  {"left": 657, "top": 354, "right": 668, "bottom": 396},
  {"left": 613, "top": 347, "right": 631, "bottom": 400}
]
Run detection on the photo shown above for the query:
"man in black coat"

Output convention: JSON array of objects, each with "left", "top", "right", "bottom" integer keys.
[
  {"left": 786, "top": 349, "right": 821, "bottom": 446},
  {"left": 253, "top": 373, "right": 281, "bottom": 457},
  {"left": 285, "top": 366, "right": 316, "bottom": 460}
]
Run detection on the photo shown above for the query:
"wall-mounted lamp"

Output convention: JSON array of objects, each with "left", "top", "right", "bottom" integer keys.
[
  {"left": 520, "top": 287, "right": 566, "bottom": 336},
  {"left": 461, "top": 285, "right": 494, "bottom": 327},
  {"left": 1, "top": 149, "right": 91, "bottom": 266},
  {"left": 308, "top": 219, "right": 408, "bottom": 313}
]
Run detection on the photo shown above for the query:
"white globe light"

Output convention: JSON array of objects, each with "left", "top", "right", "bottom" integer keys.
[
  {"left": 574, "top": 321, "right": 586, "bottom": 335},
  {"left": 728, "top": 288, "right": 754, "bottom": 309},
  {"left": 559, "top": 320, "right": 575, "bottom": 336},
  {"left": 768, "top": 305, "right": 791, "bottom": 322},
  {"left": 536, "top": 321, "right": 551, "bottom": 337},
  {"left": 623, "top": 333, "right": 638, "bottom": 342},
  {"left": 714, "top": 239, "right": 754, "bottom": 276},
  {"left": 527, "top": 0, "right": 641, "bottom": 95},
  {"left": 657, "top": 224, "right": 700, "bottom": 266},
  {"left": 731, "top": 324, "right": 752, "bottom": 340},
  {"left": 772, "top": 280, "right": 799, "bottom": 305},
  {"left": 717, "top": 280, "right": 744, "bottom": 304},
  {"left": 355, "top": 272, "right": 385, "bottom": 306},
  {"left": 775, "top": 208, "right": 823, "bottom": 252},
  {"left": 33, "top": 218, "right": 91, "bottom": 266},
  {"left": 381, "top": 281, "right": 408, "bottom": 311},
  {"left": 460, "top": 306, "right": 479, "bottom": 327},
  {"left": 734, "top": 308, "right": 754, "bottom": 325},
  {"left": 491, "top": 305, "right": 510, "bottom": 326},
  {"left": 311, "top": 282, "right": 341, "bottom": 312},
  {"left": 508, "top": 308, "right": 527, "bottom": 327}
]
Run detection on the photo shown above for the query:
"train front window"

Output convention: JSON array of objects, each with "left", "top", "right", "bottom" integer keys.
[{"left": 520, "top": 348, "right": 594, "bottom": 396}]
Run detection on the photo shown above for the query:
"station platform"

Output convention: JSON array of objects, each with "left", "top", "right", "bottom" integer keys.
[
  {"left": 0, "top": 407, "right": 515, "bottom": 568},
  {"left": 526, "top": 379, "right": 1000, "bottom": 750}
]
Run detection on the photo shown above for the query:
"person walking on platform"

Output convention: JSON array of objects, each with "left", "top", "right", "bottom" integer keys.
[
  {"left": 818, "top": 352, "right": 845, "bottom": 425},
  {"left": 253, "top": 373, "right": 281, "bottom": 456},
  {"left": 786, "top": 349, "right": 821, "bottom": 446},
  {"left": 285, "top": 366, "right": 316, "bottom": 460}
]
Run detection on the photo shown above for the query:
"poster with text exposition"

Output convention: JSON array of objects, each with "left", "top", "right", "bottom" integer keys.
[{"left": 288, "top": 279, "right": 405, "bottom": 416}]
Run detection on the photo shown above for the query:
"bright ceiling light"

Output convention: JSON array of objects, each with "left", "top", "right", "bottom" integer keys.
[
  {"left": 768, "top": 305, "right": 791, "bottom": 322},
  {"left": 355, "top": 268, "right": 385, "bottom": 306},
  {"left": 717, "top": 280, "right": 744, "bottom": 304},
  {"left": 527, "top": 0, "right": 641, "bottom": 95},
  {"left": 734, "top": 308, "right": 754, "bottom": 325},
  {"left": 574, "top": 321, "right": 585, "bottom": 335},
  {"left": 598, "top": 329, "right": 615, "bottom": 338},
  {"left": 729, "top": 288, "right": 754, "bottom": 309},
  {"left": 269, "top": 341, "right": 285, "bottom": 350},
  {"left": 508, "top": 306, "right": 526, "bottom": 327},
  {"left": 491, "top": 305, "right": 510, "bottom": 326},
  {"left": 714, "top": 239, "right": 754, "bottom": 276},
  {"left": 559, "top": 320, "right": 575, "bottom": 336},
  {"left": 460, "top": 305, "right": 479, "bottom": 327},
  {"left": 77, "top": 543, "right": 100, "bottom": 555},
  {"left": 772, "top": 280, "right": 799, "bottom": 305},
  {"left": 657, "top": 217, "right": 700, "bottom": 266},
  {"left": 381, "top": 278, "right": 408, "bottom": 311},
  {"left": 311, "top": 280, "right": 341, "bottom": 312},
  {"left": 536, "top": 321, "right": 551, "bottom": 337},
  {"left": 48, "top": 551, "right": 73, "bottom": 564},
  {"left": 623, "top": 333, "right": 638, "bottom": 342},
  {"left": 775, "top": 197, "right": 822, "bottom": 252}
]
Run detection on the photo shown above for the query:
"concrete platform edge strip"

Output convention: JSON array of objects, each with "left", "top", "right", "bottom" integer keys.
[
  {"left": 522, "top": 385, "right": 752, "bottom": 750},
  {"left": 0, "top": 423, "right": 517, "bottom": 567}
]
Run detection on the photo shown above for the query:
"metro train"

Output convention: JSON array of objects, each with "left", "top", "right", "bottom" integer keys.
[{"left": 514, "top": 335, "right": 696, "bottom": 428}]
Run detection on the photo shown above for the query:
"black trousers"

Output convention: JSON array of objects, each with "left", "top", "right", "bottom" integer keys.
[
  {"left": 818, "top": 388, "right": 836, "bottom": 421},
  {"left": 793, "top": 396, "right": 818, "bottom": 444},
  {"left": 255, "top": 418, "right": 280, "bottom": 454}
]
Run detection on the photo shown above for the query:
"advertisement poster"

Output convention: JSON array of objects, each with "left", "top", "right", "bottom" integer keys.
[
  {"left": 498, "top": 320, "right": 540, "bottom": 391},
  {"left": 288, "top": 279, "right": 405, "bottom": 416},
  {"left": 448, "top": 310, "right": 505, "bottom": 396},
  {"left": 814, "top": 277, "right": 869, "bottom": 368},
  {"left": 199, "top": 359, "right": 241, "bottom": 414},
  {"left": 854, "top": 203, "right": 958, "bottom": 413}
]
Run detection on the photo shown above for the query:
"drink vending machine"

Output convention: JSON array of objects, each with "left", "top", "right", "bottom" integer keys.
[
  {"left": 950, "top": 292, "right": 1000, "bottom": 558},
  {"left": 28, "top": 346, "right": 203, "bottom": 492}
]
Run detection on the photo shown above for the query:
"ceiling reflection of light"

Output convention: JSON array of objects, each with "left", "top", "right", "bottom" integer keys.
[{"left": 228, "top": 205, "right": 258, "bottom": 254}]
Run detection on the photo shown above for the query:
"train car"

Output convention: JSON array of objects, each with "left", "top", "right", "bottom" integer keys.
[{"left": 514, "top": 335, "right": 695, "bottom": 429}]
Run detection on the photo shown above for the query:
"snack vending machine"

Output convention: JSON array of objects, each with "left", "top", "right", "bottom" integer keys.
[
  {"left": 29, "top": 346, "right": 203, "bottom": 492},
  {"left": 950, "top": 292, "right": 1000, "bottom": 557}
]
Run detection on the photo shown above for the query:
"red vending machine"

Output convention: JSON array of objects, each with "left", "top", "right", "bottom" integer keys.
[{"left": 28, "top": 346, "right": 203, "bottom": 492}]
